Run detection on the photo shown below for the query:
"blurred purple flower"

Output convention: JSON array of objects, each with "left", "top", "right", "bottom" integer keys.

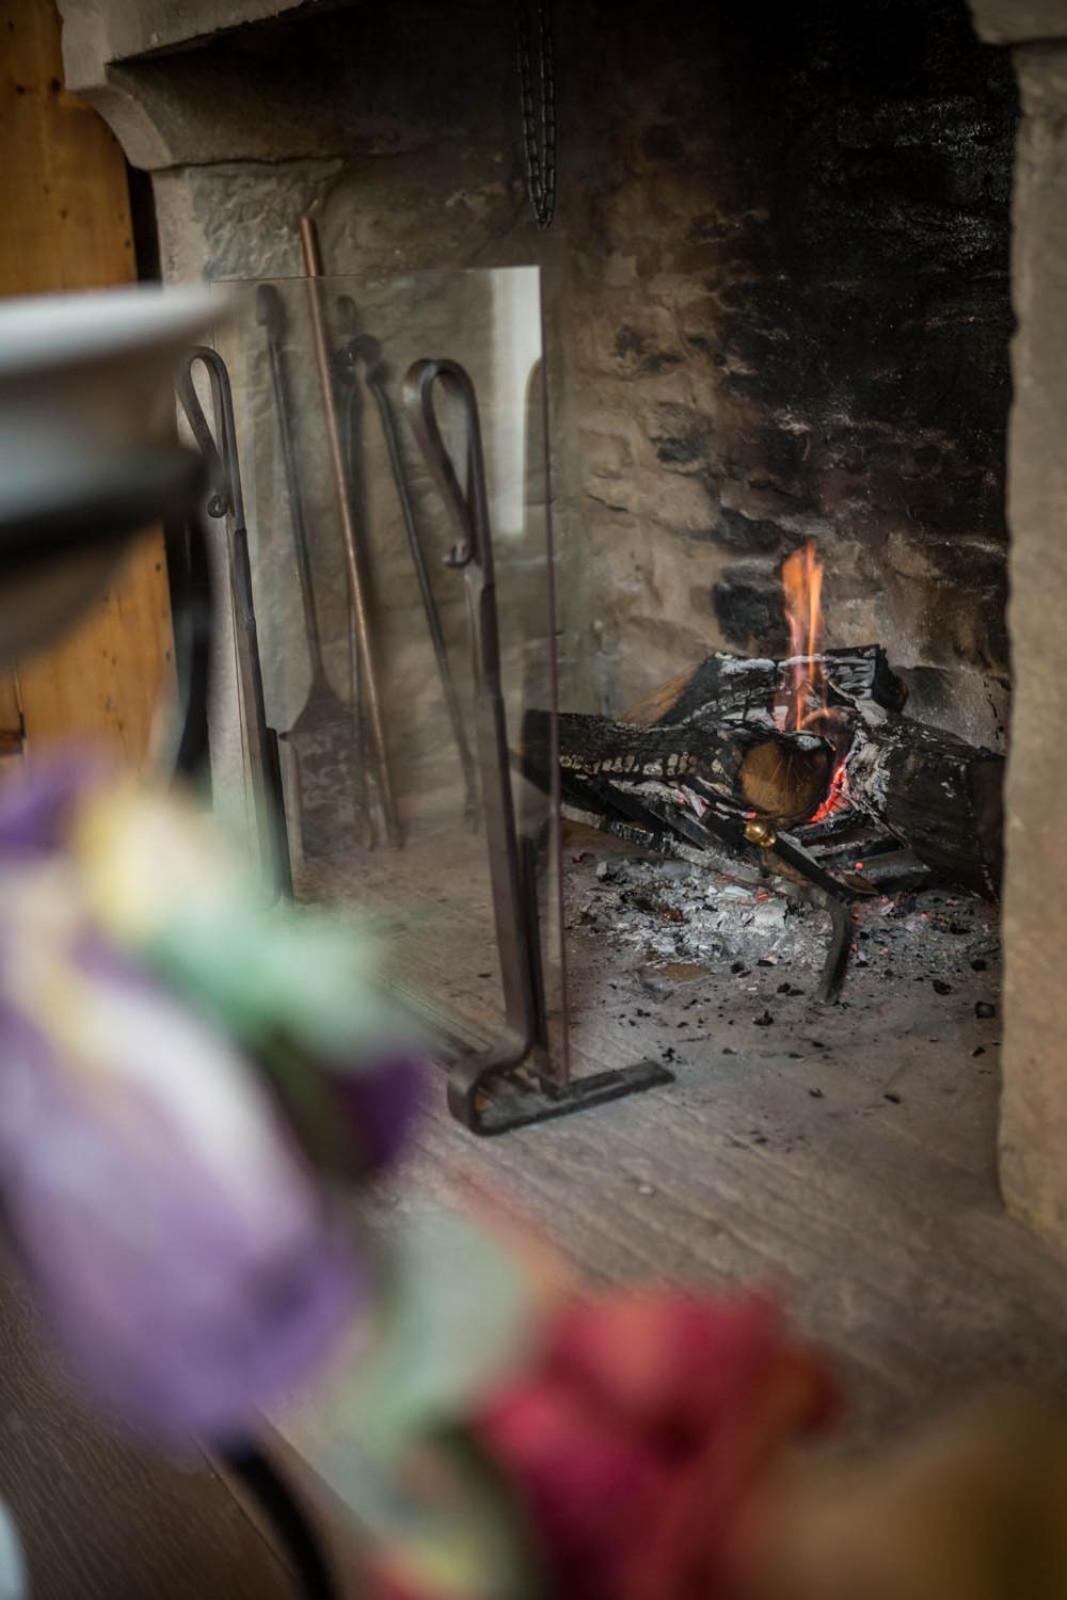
[
  {"left": 0, "top": 759, "right": 431, "bottom": 1446},
  {"left": 0, "top": 753, "right": 103, "bottom": 859},
  {"left": 333, "top": 1053, "right": 424, "bottom": 1175},
  {"left": 0, "top": 938, "right": 360, "bottom": 1446}
]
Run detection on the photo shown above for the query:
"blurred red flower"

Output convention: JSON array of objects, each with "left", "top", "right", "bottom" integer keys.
[{"left": 474, "top": 1290, "right": 839, "bottom": 1600}]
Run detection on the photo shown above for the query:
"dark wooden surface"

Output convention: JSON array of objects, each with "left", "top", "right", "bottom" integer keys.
[
  {"left": 0, "top": 0, "right": 175, "bottom": 770},
  {"left": 0, "top": 1261, "right": 293, "bottom": 1599}
]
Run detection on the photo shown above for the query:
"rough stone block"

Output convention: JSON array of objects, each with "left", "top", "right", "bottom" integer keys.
[
  {"left": 969, "top": 0, "right": 1067, "bottom": 43},
  {"left": 996, "top": 43, "right": 1067, "bottom": 1254},
  {"left": 578, "top": 428, "right": 634, "bottom": 484},
  {"left": 572, "top": 301, "right": 685, "bottom": 381}
]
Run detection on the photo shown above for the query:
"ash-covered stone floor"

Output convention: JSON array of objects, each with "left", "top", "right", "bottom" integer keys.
[{"left": 387, "top": 825, "right": 1067, "bottom": 1448}]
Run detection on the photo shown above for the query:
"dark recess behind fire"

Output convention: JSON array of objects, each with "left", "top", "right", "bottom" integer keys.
[
  {"left": 554, "top": 0, "right": 1017, "bottom": 740},
  {"left": 703, "top": 0, "right": 1015, "bottom": 648}
]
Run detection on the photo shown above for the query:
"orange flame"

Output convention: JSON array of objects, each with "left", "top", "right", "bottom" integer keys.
[
  {"left": 781, "top": 539, "right": 827, "bottom": 732},
  {"left": 779, "top": 539, "right": 851, "bottom": 822}
]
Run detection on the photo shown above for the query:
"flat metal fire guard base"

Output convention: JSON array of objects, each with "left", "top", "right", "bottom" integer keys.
[{"left": 446, "top": 1052, "right": 673, "bottom": 1137}]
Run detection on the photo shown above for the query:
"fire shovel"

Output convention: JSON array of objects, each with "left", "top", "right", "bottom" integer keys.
[{"left": 256, "top": 283, "right": 372, "bottom": 857}]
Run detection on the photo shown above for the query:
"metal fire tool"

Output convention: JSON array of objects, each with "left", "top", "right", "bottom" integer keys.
[
  {"left": 298, "top": 217, "right": 401, "bottom": 847},
  {"left": 335, "top": 296, "right": 479, "bottom": 827},
  {"left": 405, "top": 356, "right": 670, "bottom": 1132},
  {"left": 331, "top": 309, "right": 372, "bottom": 838},
  {"left": 743, "top": 816, "right": 857, "bottom": 1003},
  {"left": 256, "top": 283, "right": 375, "bottom": 857},
  {"left": 176, "top": 347, "right": 292, "bottom": 895}
]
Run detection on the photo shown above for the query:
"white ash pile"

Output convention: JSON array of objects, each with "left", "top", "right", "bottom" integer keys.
[
  {"left": 568, "top": 854, "right": 828, "bottom": 969},
  {"left": 565, "top": 842, "right": 1000, "bottom": 1000}
]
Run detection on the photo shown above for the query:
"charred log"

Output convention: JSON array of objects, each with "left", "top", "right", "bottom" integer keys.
[
  {"left": 622, "top": 646, "right": 907, "bottom": 727},
  {"left": 844, "top": 713, "right": 1003, "bottom": 899},
  {"left": 524, "top": 709, "right": 833, "bottom": 824}
]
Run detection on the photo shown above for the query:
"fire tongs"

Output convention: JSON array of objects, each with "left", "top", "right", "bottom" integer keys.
[
  {"left": 404, "top": 357, "right": 671, "bottom": 1132},
  {"left": 177, "top": 348, "right": 292, "bottom": 896},
  {"left": 335, "top": 301, "right": 478, "bottom": 826}
]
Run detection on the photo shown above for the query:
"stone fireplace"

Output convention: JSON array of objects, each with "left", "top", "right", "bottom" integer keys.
[
  {"left": 60, "top": 0, "right": 1017, "bottom": 733},
  {"left": 56, "top": 0, "right": 1067, "bottom": 1247}
]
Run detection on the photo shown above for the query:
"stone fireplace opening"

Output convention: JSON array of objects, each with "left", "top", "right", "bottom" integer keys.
[
  {"left": 535, "top": 0, "right": 1017, "bottom": 1228},
  {"left": 57, "top": 0, "right": 1067, "bottom": 1449},
  {"left": 60, "top": 0, "right": 1018, "bottom": 747},
  {"left": 64, "top": 0, "right": 1067, "bottom": 1347}
]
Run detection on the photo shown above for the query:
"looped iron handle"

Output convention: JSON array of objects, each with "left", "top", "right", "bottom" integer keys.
[
  {"left": 176, "top": 348, "right": 244, "bottom": 528},
  {"left": 402, "top": 358, "right": 492, "bottom": 574},
  {"left": 339, "top": 338, "right": 479, "bottom": 826},
  {"left": 175, "top": 347, "right": 291, "bottom": 893}
]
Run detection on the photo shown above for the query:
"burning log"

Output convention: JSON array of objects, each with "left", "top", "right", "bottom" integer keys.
[
  {"left": 844, "top": 712, "right": 1003, "bottom": 899},
  {"left": 621, "top": 645, "right": 907, "bottom": 728},
  {"left": 528, "top": 542, "right": 1002, "bottom": 903},
  {"left": 524, "top": 709, "right": 834, "bottom": 825},
  {"left": 527, "top": 674, "right": 1003, "bottom": 898}
]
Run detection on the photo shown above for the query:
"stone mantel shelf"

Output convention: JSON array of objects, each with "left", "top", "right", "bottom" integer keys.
[
  {"left": 61, "top": 0, "right": 327, "bottom": 73},
  {"left": 57, "top": 0, "right": 364, "bottom": 169},
  {"left": 58, "top": 0, "right": 1067, "bottom": 79}
]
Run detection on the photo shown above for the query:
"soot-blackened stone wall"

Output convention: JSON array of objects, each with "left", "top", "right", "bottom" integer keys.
[{"left": 559, "top": 0, "right": 1017, "bottom": 740}]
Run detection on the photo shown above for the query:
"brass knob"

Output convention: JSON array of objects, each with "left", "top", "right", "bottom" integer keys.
[{"left": 744, "top": 817, "right": 778, "bottom": 849}]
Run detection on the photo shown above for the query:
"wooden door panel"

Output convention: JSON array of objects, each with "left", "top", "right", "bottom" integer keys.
[{"left": 0, "top": 0, "right": 174, "bottom": 767}]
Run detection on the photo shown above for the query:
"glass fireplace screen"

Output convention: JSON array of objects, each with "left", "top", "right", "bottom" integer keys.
[{"left": 195, "top": 266, "right": 569, "bottom": 1088}]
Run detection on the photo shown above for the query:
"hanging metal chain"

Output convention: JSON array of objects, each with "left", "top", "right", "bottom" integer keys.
[{"left": 517, "top": 0, "right": 557, "bottom": 229}]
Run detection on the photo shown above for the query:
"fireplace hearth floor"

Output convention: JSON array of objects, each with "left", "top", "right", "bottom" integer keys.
[
  {"left": 299, "top": 822, "right": 1067, "bottom": 1443},
  {"left": 337, "top": 824, "right": 1067, "bottom": 1446}
]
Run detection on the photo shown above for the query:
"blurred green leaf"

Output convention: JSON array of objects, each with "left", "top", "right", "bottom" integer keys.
[
  {"left": 350, "top": 1425, "right": 545, "bottom": 1600},
  {"left": 76, "top": 783, "right": 409, "bottom": 1065},
  {"left": 332, "top": 1208, "right": 536, "bottom": 1458},
  {"left": 285, "top": 1209, "right": 547, "bottom": 1598},
  {"left": 143, "top": 906, "right": 405, "bottom": 1064},
  {"left": 0, "top": 1495, "right": 26, "bottom": 1600}
]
